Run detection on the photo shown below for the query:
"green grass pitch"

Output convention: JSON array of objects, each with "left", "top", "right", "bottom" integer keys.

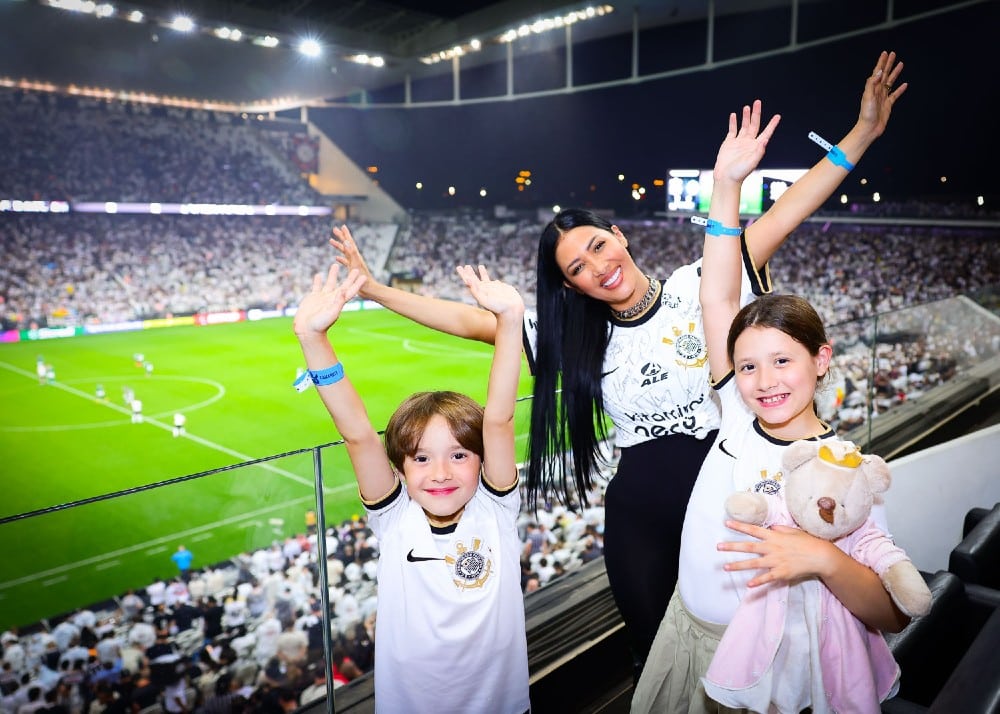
[{"left": 0, "top": 308, "right": 534, "bottom": 630}]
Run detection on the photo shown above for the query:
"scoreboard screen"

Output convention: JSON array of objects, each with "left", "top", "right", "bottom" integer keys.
[{"left": 667, "top": 168, "right": 808, "bottom": 215}]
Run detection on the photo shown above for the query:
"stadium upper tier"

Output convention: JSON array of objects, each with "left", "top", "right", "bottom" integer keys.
[{"left": 0, "top": 89, "right": 319, "bottom": 205}]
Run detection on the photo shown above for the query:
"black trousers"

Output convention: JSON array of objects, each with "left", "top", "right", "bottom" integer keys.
[{"left": 602, "top": 430, "right": 716, "bottom": 671}]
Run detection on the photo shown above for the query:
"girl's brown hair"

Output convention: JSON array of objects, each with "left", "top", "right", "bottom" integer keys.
[{"left": 727, "top": 294, "right": 830, "bottom": 383}]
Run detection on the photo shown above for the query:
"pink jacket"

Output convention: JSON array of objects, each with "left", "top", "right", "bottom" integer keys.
[{"left": 703, "top": 504, "right": 906, "bottom": 713}]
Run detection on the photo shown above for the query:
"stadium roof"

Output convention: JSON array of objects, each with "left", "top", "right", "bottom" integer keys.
[{"left": 1, "top": 0, "right": 817, "bottom": 107}]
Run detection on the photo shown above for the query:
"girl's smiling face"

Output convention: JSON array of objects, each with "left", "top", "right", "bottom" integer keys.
[{"left": 733, "top": 325, "right": 832, "bottom": 440}]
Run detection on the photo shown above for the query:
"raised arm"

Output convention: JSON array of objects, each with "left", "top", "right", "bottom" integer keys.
[
  {"left": 293, "top": 265, "right": 397, "bottom": 501},
  {"left": 701, "top": 100, "right": 781, "bottom": 380},
  {"left": 745, "top": 50, "right": 908, "bottom": 264},
  {"left": 455, "top": 265, "right": 525, "bottom": 491},
  {"left": 331, "top": 225, "right": 501, "bottom": 344}
]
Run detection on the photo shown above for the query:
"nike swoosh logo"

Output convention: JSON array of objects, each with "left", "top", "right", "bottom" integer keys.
[
  {"left": 406, "top": 549, "right": 445, "bottom": 563},
  {"left": 718, "top": 439, "right": 736, "bottom": 458}
]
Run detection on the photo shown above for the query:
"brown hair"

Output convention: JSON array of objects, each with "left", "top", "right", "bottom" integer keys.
[
  {"left": 727, "top": 294, "right": 830, "bottom": 381},
  {"left": 384, "top": 391, "right": 484, "bottom": 472}
]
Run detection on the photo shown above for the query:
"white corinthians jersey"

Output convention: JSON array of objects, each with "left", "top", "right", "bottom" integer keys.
[
  {"left": 366, "top": 478, "right": 530, "bottom": 714},
  {"left": 522, "top": 239, "right": 768, "bottom": 449}
]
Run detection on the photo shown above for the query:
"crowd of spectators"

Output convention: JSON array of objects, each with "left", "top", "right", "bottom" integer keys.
[
  {"left": 3, "top": 212, "right": 994, "bottom": 335},
  {"left": 1, "top": 213, "right": 343, "bottom": 326},
  {"left": 0, "top": 90, "right": 316, "bottom": 206},
  {"left": 2, "top": 208, "right": 997, "bottom": 434},
  {"left": 0, "top": 519, "right": 372, "bottom": 714},
  {"left": 0, "top": 481, "right": 610, "bottom": 714},
  {"left": 815, "top": 198, "right": 999, "bottom": 220}
]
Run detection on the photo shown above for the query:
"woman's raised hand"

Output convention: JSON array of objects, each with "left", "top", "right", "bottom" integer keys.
[
  {"left": 329, "top": 225, "right": 376, "bottom": 295},
  {"left": 456, "top": 264, "right": 524, "bottom": 320},
  {"left": 858, "top": 50, "right": 907, "bottom": 139}
]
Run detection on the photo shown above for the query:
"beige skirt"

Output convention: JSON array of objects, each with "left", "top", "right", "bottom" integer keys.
[{"left": 630, "top": 586, "right": 747, "bottom": 714}]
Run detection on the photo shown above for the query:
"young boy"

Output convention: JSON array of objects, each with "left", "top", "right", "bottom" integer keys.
[{"left": 293, "top": 263, "right": 530, "bottom": 713}]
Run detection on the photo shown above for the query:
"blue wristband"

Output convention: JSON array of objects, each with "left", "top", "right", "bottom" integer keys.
[
  {"left": 826, "top": 145, "right": 855, "bottom": 171},
  {"left": 704, "top": 219, "right": 742, "bottom": 237},
  {"left": 690, "top": 215, "right": 742, "bottom": 236},
  {"left": 309, "top": 363, "right": 345, "bottom": 386},
  {"left": 808, "top": 131, "right": 854, "bottom": 172}
]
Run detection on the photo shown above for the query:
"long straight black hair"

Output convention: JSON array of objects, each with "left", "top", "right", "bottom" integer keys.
[{"left": 528, "top": 209, "right": 614, "bottom": 508}]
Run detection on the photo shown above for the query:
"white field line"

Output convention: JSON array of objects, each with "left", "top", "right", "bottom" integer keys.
[
  {"left": 345, "top": 326, "right": 491, "bottom": 360},
  {"left": 0, "top": 361, "right": 313, "bottom": 488}
]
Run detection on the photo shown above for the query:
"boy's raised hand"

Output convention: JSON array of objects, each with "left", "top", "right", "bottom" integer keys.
[
  {"left": 456, "top": 264, "right": 524, "bottom": 320},
  {"left": 293, "top": 265, "right": 367, "bottom": 336},
  {"left": 714, "top": 99, "right": 781, "bottom": 185}
]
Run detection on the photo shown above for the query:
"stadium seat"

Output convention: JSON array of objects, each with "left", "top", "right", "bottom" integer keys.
[
  {"left": 927, "top": 605, "right": 1000, "bottom": 713},
  {"left": 884, "top": 570, "right": 1000, "bottom": 709},
  {"left": 962, "top": 506, "right": 993, "bottom": 537},
  {"left": 949, "top": 502, "right": 1000, "bottom": 589}
]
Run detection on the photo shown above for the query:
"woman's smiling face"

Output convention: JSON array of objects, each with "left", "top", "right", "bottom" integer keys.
[{"left": 553, "top": 224, "right": 646, "bottom": 313}]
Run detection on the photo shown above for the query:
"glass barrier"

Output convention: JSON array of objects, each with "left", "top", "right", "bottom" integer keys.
[
  {"left": 824, "top": 295, "right": 1000, "bottom": 452},
  {"left": 0, "top": 450, "right": 346, "bottom": 711},
  {"left": 2, "top": 293, "right": 997, "bottom": 712}
]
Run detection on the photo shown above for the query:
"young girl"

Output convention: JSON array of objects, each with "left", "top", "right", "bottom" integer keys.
[
  {"left": 292, "top": 263, "right": 530, "bottom": 713},
  {"left": 632, "top": 98, "right": 910, "bottom": 713}
]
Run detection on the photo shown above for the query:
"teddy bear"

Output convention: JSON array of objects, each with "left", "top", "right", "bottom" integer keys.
[{"left": 702, "top": 439, "right": 932, "bottom": 714}]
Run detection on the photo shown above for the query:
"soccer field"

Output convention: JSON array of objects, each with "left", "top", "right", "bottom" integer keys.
[{"left": 0, "top": 309, "right": 534, "bottom": 631}]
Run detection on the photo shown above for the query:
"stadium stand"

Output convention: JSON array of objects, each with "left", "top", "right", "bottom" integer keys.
[{"left": 0, "top": 90, "right": 319, "bottom": 205}]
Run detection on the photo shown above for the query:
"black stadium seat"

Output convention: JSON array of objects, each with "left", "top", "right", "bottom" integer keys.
[
  {"left": 883, "top": 566, "right": 1000, "bottom": 711},
  {"left": 949, "top": 502, "right": 1000, "bottom": 590}
]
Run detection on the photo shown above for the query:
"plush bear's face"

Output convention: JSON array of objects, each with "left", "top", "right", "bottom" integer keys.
[{"left": 783, "top": 458, "right": 876, "bottom": 540}]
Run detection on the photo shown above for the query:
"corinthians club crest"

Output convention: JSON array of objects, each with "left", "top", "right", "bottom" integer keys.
[
  {"left": 445, "top": 538, "right": 493, "bottom": 590},
  {"left": 662, "top": 322, "right": 707, "bottom": 368},
  {"left": 753, "top": 468, "right": 783, "bottom": 495}
]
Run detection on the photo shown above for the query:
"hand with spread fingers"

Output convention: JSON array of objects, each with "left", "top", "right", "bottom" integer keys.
[
  {"left": 456, "top": 264, "right": 525, "bottom": 322},
  {"left": 713, "top": 98, "right": 781, "bottom": 185},
  {"left": 329, "top": 225, "right": 376, "bottom": 297},
  {"left": 860, "top": 50, "right": 908, "bottom": 140},
  {"left": 292, "top": 265, "right": 367, "bottom": 337}
]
